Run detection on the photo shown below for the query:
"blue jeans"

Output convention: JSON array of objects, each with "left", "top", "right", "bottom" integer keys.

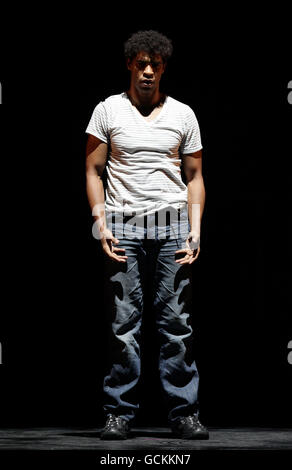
[{"left": 102, "top": 208, "right": 200, "bottom": 425}]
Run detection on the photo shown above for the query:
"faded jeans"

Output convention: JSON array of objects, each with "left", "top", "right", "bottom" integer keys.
[{"left": 102, "top": 207, "right": 200, "bottom": 425}]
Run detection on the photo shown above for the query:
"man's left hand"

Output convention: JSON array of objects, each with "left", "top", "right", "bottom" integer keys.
[{"left": 175, "top": 231, "right": 200, "bottom": 265}]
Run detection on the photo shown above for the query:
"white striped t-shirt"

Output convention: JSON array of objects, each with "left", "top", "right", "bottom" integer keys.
[{"left": 85, "top": 91, "right": 202, "bottom": 217}]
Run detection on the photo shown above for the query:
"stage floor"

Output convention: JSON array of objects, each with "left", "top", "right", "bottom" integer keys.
[{"left": 0, "top": 427, "right": 291, "bottom": 451}]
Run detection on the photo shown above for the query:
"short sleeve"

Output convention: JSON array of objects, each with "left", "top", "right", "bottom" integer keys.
[
  {"left": 180, "top": 106, "right": 202, "bottom": 154},
  {"left": 85, "top": 101, "right": 109, "bottom": 144}
]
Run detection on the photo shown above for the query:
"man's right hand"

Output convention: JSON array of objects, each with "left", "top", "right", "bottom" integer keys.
[{"left": 100, "top": 228, "right": 128, "bottom": 263}]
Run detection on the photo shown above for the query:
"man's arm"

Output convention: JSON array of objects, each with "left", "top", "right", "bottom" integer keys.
[
  {"left": 86, "top": 134, "right": 108, "bottom": 235},
  {"left": 86, "top": 134, "right": 127, "bottom": 262},
  {"left": 175, "top": 149, "right": 205, "bottom": 264},
  {"left": 182, "top": 149, "right": 205, "bottom": 237}
]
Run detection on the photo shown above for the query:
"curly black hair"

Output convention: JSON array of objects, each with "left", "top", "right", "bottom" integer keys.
[{"left": 124, "top": 30, "right": 173, "bottom": 64}]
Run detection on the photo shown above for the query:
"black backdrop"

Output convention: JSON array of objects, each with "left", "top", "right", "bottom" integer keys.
[{"left": 0, "top": 7, "right": 291, "bottom": 428}]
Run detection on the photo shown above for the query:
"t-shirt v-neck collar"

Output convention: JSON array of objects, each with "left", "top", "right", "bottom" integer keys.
[{"left": 124, "top": 92, "right": 168, "bottom": 125}]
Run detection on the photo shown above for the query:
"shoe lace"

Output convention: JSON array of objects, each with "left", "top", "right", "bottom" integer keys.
[
  {"left": 182, "top": 415, "right": 203, "bottom": 427},
  {"left": 105, "top": 414, "right": 119, "bottom": 428},
  {"left": 191, "top": 415, "right": 205, "bottom": 428},
  {"left": 105, "top": 414, "right": 125, "bottom": 430}
]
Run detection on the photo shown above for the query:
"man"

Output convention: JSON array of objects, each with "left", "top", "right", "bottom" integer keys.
[{"left": 85, "top": 30, "right": 208, "bottom": 440}]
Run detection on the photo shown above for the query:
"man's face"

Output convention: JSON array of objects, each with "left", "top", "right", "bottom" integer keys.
[{"left": 127, "top": 51, "right": 166, "bottom": 94}]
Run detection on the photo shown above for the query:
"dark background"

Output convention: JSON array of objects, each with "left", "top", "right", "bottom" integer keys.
[{"left": 0, "top": 7, "right": 291, "bottom": 428}]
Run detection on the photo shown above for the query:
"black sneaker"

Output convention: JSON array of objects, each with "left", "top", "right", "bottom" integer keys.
[
  {"left": 100, "top": 414, "right": 130, "bottom": 440},
  {"left": 171, "top": 415, "right": 209, "bottom": 439}
]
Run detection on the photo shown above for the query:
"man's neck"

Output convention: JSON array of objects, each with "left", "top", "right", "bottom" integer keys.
[{"left": 126, "top": 87, "right": 165, "bottom": 110}]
